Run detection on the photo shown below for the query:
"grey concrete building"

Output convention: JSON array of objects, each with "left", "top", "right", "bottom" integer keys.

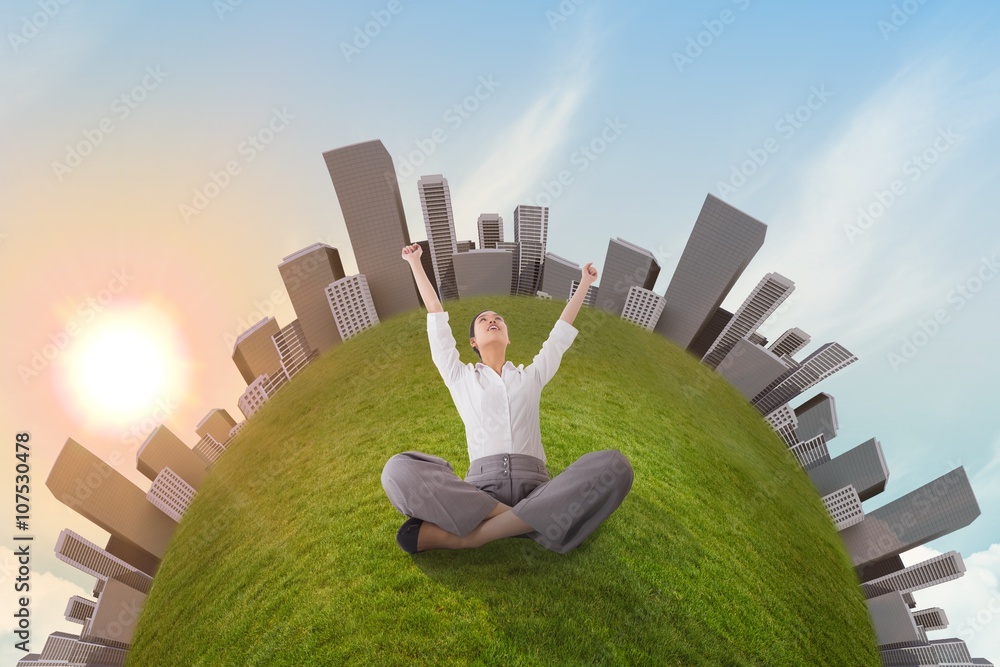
[
  {"left": 478, "top": 214, "right": 503, "bottom": 249},
  {"left": 273, "top": 318, "right": 317, "bottom": 378},
  {"left": 594, "top": 237, "right": 661, "bottom": 318},
  {"left": 538, "top": 252, "right": 580, "bottom": 301},
  {"left": 807, "top": 437, "right": 888, "bottom": 501},
  {"left": 55, "top": 529, "right": 153, "bottom": 595},
  {"left": 136, "top": 425, "right": 208, "bottom": 490},
  {"left": 195, "top": 408, "right": 236, "bottom": 446},
  {"left": 418, "top": 174, "right": 459, "bottom": 301},
  {"left": 16, "top": 631, "right": 128, "bottom": 666},
  {"left": 654, "top": 194, "right": 767, "bottom": 351},
  {"left": 912, "top": 607, "right": 949, "bottom": 631},
  {"left": 232, "top": 317, "right": 282, "bottom": 385},
  {"left": 861, "top": 551, "right": 966, "bottom": 599},
  {"left": 839, "top": 467, "right": 981, "bottom": 569},
  {"left": 793, "top": 392, "right": 838, "bottom": 443},
  {"left": 322, "top": 139, "right": 418, "bottom": 321},
  {"left": 821, "top": 484, "right": 864, "bottom": 530},
  {"left": 750, "top": 342, "right": 858, "bottom": 415},
  {"left": 452, "top": 249, "right": 514, "bottom": 298},
  {"left": 867, "top": 590, "right": 927, "bottom": 647},
  {"left": 716, "top": 339, "right": 791, "bottom": 400},
  {"left": 768, "top": 327, "right": 811, "bottom": 359},
  {"left": 326, "top": 274, "right": 380, "bottom": 341},
  {"left": 46, "top": 439, "right": 175, "bottom": 564},
  {"left": 790, "top": 434, "right": 831, "bottom": 471},
  {"left": 688, "top": 307, "right": 734, "bottom": 359},
  {"left": 277, "top": 243, "right": 346, "bottom": 355},
  {"left": 879, "top": 637, "right": 980, "bottom": 666},
  {"left": 621, "top": 286, "right": 666, "bottom": 332},
  {"left": 764, "top": 404, "right": 799, "bottom": 448},
  {"left": 703, "top": 272, "right": 794, "bottom": 369},
  {"left": 513, "top": 205, "right": 548, "bottom": 296}
]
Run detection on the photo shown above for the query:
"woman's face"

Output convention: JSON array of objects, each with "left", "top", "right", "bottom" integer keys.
[{"left": 471, "top": 311, "right": 510, "bottom": 353}]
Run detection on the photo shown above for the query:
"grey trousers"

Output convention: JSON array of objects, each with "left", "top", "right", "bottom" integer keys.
[{"left": 381, "top": 449, "right": 633, "bottom": 554}]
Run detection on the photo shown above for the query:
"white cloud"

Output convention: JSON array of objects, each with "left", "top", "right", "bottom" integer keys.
[
  {"left": 451, "top": 6, "right": 606, "bottom": 229},
  {"left": 748, "top": 54, "right": 1000, "bottom": 355},
  {"left": 900, "top": 544, "right": 1000, "bottom": 663},
  {"left": 0, "top": 546, "right": 93, "bottom": 663}
]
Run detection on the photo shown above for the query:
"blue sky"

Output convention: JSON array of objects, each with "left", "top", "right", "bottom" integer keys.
[{"left": 2, "top": 0, "right": 999, "bottom": 662}]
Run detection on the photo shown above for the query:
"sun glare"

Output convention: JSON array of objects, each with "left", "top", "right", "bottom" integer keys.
[{"left": 60, "top": 302, "right": 187, "bottom": 424}]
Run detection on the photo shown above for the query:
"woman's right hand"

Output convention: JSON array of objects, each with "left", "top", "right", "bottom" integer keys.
[{"left": 401, "top": 243, "right": 422, "bottom": 263}]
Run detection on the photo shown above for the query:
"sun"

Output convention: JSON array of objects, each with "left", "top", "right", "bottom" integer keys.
[{"left": 59, "top": 302, "right": 188, "bottom": 424}]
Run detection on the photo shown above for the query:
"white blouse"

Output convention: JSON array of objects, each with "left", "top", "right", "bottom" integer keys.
[{"left": 426, "top": 310, "right": 579, "bottom": 464}]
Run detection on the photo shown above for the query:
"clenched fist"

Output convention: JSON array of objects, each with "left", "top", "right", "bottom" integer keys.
[
  {"left": 401, "top": 243, "right": 422, "bottom": 263},
  {"left": 581, "top": 262, "right": 598, "bottom": 286}
]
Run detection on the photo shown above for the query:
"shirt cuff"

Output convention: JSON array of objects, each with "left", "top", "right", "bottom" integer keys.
[{"left": 553, "top": 318, "right": 579, "bottom": 341}]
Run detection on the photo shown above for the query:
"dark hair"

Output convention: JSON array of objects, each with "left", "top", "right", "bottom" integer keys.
[{"left": 469, "top": 311, "right": 486, "bottom": 359}]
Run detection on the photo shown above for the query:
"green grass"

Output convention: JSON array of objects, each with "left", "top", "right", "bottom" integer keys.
[{"left": 128, "top": 296, "right": 879, "bottom": 666}]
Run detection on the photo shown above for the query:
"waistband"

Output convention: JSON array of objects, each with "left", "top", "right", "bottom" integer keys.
[{"left": 467, "top": 452, "right": 548, "bottom": 476}]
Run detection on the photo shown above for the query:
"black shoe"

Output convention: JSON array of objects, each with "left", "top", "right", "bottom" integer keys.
[{"left": 396, "top": 517, "right": 424, "bottom": 554}]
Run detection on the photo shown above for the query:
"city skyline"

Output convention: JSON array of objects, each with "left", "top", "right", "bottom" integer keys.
[{"left": 3, "top": 2, "right": 999, "bottom": 664}]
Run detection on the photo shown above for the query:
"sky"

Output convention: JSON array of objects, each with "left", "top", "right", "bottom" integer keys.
[{"left": 1, "top": 0, "right": 999, "bottom": 662}]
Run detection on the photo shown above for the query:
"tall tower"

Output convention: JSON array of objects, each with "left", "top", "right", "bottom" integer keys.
[
  {"left": 839, "top": 467, "right": 981, "bottom": 569},
  {"left": 46, "top": 438, "right": 175, "bottom": 563},
  {"left": 702, "top": 272, "right": 795, "bottom": 369},
  {"left": 513, "top": 204, "right": 548, "bottom": 296},
  {"left": 478, "top": 214, "right": 503, "bottom": 249},
  {"left": 750, "top": 342, "right": 857, "bottom": 415},
  {"left": 655, "top": 194, "right": 767, "bottom": 350},
  {"left": 231, "top": 317, "right": 282, "bottom": 385},
  {"left": 322, "top": 139, "right": 418, "bottom": 321},
  {"left": 277, "top": 243, "right": 346, "bottom": 355},
  {"left": 417, "top": 174, "right": 459, "bottom": 301},
  {"left": 594, "top": 237, "right": 661, "bottom": 317}
]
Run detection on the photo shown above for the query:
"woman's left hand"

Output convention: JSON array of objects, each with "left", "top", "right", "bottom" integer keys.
[{"left": 581, "top": 262, "right": 598, "bottom": 286}]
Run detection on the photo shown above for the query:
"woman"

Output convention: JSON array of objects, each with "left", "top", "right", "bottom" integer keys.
[{"left": 380, "top": 243, "right": 633, "bottom": 555}]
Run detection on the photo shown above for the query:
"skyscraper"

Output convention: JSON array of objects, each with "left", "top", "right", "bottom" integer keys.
[
  {"left": 750, "top": 342, "right": 858, "bottom": 415},
  {"left": 594, "top": 237, "right": 661, "bottom": 318},
  {"left": 513, "top": 205, "right": 548, "bottom": 296},
  {"left": 277, "top": 243, "right": 346, "bottom": 355},
  {"left": 136, "top": 425, "right": 208, "bottom": 490},
  {"left": 417, "top": 174, "right": 459, "bottom": 301},
  {"left": 840, "top": 467, "right": 981, "bottom": 569},
  {"left": 793, "top": 392, "right": 838, "bottom": 443},
  {"left": 231, "top": 317, "right": 282, "bottom": 385},
  {"left": 452, "top": 249, "right": 514, "bottom": 298},
  {"left": 55, "top": 529, "right": 153, "bottom": 595},
  {"left": 807, "top": 437, "right": 888, "bottom": 501},
  {"left": 655, "top": 194, "right": 767, "bottom": 350},
  {"left": 861, "top": 550, "right": 966, "bottom": 599},
  {"left": 702, "top": 272, "right": 794, "bottom": 369},
  {"left": 478, "top": 213, "right": 503, "bottom": 249},
  {"left": 322, "top": 139, "right": 418, "bottom": 320},
  {"left": 768, "top": 327, "right": 811, "bottom": 359},
  {"left": 538, "top": 252, "right": 580, "bottom": 301},
  {"left": 46, "top": 438, "right": 175, "bottom": 563}
]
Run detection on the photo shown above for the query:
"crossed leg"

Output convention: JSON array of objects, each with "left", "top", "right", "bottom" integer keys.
[{"left": 416, "top": 501, "right": 535, "bottom": 551}]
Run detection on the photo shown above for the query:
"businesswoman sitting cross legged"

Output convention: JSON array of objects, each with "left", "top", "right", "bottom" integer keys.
[{"left": 380, "top": 243, "right": 634, "bottom": 555}]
